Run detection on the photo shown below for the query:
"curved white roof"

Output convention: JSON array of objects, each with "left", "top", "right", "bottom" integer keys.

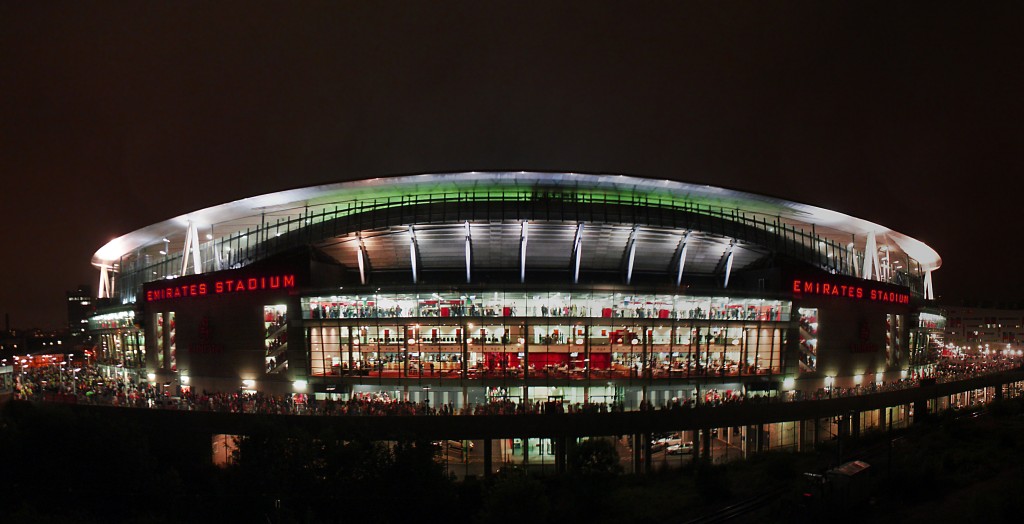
[{"left": 92, "top": 171, "right": 941, "bottom": 272}]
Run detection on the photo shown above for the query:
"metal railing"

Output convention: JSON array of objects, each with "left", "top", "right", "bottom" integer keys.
[{"left": 114, "top": 191, "right": 925, "bottom": 303}]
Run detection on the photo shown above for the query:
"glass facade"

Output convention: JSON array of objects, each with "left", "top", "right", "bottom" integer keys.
[
  {"left": 797, "top": 307, "right": 818, "bottom": 373},
  {"left": 304, "top": 291, "right": 790, "bottom": 380},
  {"left": 264, "top": 304, "right": 288, "bottom": 374},
  {"left": 168, "top": 311, "right": 177, "bottom": 371},
  {"left": 155, "top": 313, "right": 165, "bottom": 369},
  {"left": 90, "top": 310, "right": 146, "bottom": 369},
  {"left": 886, "top": 313, "right": 904, "bottom": 368}
]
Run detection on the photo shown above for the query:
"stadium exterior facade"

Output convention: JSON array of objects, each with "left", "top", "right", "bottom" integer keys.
[{"left": 87, "top": 172, "right": 941, "bottom": 408}]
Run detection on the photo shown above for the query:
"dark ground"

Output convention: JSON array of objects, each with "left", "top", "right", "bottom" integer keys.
[{"left": 2, "top": 397, "right": 1022, "bottom": 523}]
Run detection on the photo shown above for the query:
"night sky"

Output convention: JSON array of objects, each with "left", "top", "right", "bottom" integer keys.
[{"left": 2, "top": 2, "right": 1022, "bottom": 330}]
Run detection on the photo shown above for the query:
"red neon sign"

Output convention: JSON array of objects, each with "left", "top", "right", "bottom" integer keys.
[
  {"left": 146, "top": 274, "right": 295, "bottom": 302},
  {"left": 791, "top": 278, "right": 910, "bottom": 305}
]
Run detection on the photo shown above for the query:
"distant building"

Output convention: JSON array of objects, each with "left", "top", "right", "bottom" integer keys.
[
  {"left": 66, "top": 285, "right": 94, "bottom": 339},
  {"left": 0, "top": 329, "right": 69, "bottom": 365},
  {"left": 944, "top": 305, "right": 1024, "bottom": 357},
  {"left": 25, "top": 330, "right": 68, "bottom": 355},
  {"left": 0, "top": 328, "right": 24, "bottom": 363}
]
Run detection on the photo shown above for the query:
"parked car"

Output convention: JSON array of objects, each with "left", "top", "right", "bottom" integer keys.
[
  {"left": 433, "top": 439, "right": 475, "bottom": 452},
  {"left": 666, "top": 441, "right": 695, "bottom": 455}
]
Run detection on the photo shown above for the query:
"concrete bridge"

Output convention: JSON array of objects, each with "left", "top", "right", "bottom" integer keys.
[{"left": 12, "top": 368, "right": 1024, "bottom": 475}]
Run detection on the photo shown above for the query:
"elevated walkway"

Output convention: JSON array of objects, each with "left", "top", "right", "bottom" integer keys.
[{"left": 34, "top": 368, "right": 1024, "bottom": 442}]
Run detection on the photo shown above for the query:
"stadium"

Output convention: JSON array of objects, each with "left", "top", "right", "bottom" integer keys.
[{"left": 87, "top": 171, "right": 941, "bottom": 410}]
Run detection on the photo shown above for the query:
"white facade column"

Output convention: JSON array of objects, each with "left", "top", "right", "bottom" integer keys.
[
  {"left": 357, "top": 234, "right": 368, "bottom": 285},
  {"left": 519, "top": 221, "right": 529, "bottom": 283},
  {"left": 571, "top": 223, "right": 584, "bottom": 284},
  {"left": 180, "top": 220, "right": 203, "bottom": 276},
  {"left": 924, "top": 269, "right": 935, "bottom": 300},
  {"left": 97, "top": 265, "right": 112, "bottom": 299},
  {"left": 409, "top": 225, "right": 419, "bottom": 284},
  {"left": 862, "top": 232, "right": 881, "bottom": 281},
  {"left": 675, "top": 232, "right": 691, "bottom": 287},
  {"left": 625, "top": 226, "right": 638, "bottom": 285},
  {"left": 464, "top": 221, "right": 472, "bottom": 284},
  {"left": 723, "top": 244, "right": 736, "bottom": 288}
]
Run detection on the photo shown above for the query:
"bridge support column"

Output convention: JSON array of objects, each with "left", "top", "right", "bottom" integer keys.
[
  {"left": 913, "top": 398, "right": 928, "bottom": 424},
  {"left": 483, "top": 438, "right": 493, "bottom": 478},
  {"left": 555, "top": 436, "right": 567, "bottom": 474},
  {"left": 798, "top": 419, "right": 808, "bottom": 452},
  {"left": 702, "top": 428, "right": 712, "bottom": 460},
  {"left": 643, "top": 432, "right": 652, "bottom": 473},
  {"left": 522, "top": 436, "right": 529, "bottom": 466},
  {"left": 632, "top": 434, "right": 643, "bottom": 474},
  {"left": 565, "top": 437, "right": 577, "bottom": 473},
  {"left": 740, "top": 425, "right": 748, "bottom": 459},
  {"left": 836, "top": 415, "right": 848, "bottom": 464},
  {"left": 851, "top": 411, "right": 860, "bottom": 439},
  {"left": 996, "top": 384, "right": 1004, "bottom": 401}
]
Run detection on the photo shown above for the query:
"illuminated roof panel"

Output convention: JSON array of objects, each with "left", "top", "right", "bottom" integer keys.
[{"left": 92, "top": 171, "right": 941, "bottom": 274}]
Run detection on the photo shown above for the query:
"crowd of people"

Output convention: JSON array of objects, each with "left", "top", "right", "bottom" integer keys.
[{"left": 10, "top": 357, "right": 1022, "bottom": 418}]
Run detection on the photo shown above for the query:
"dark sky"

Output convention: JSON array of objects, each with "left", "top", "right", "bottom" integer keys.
[{"left": 2, "top": 1, "right": 1023, "bottom": 329}]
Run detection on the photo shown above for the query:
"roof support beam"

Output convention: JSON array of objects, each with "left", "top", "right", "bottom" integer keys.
[
  {"left": 847, "top": 241, "right": 856, "bottom": 278},
  {"left": 723, "top": 243, "right": 736, "bottom": 288},
  {"left": 519, "top": 221, "right": 529, "bottom": 283},
  {"left": 624, "top": 226, "right": 639, "bottom": 285},
  {"left": 97, "top": 265, "right": 113, "bottom": 299},
  {"left": 464, "top": 221, "right": 472, "bottom": 284},
  {"left": 357, "top": 234, "right": 369, "bottom": 285},
  {"left": 862, "top": 232, "right": 881, "bottom": 281},
  {"left": 674, "top": 231, "right": 691, "bottom": 287},
  {"left": 212, "top": 227, "right": 222, "bottom": 271},
  {"left": 571, "top": 223, "right": 584, "bottom": 284},
  {"left": 409, "top": 225, "right": 419, "bottom": 284},
  {"left": 924, "top": 269, "right": 935, "bottom": 300},
  {"left": 180, "top": 220, "right": 203, "bottom": 277}
]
